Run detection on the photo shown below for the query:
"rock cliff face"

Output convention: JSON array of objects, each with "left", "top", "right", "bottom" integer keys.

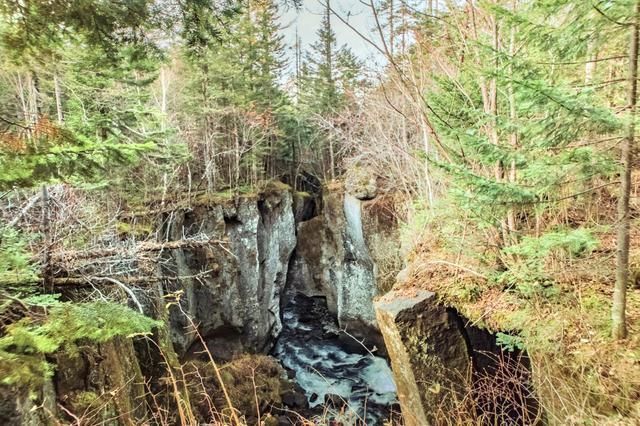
[
  {"left": 375, "top": 287, "right": 539, "bottom": 425},
  {"left": 0, "top": 336, "right": 147, "bottom": 426},
  {"left": 1, "top": 184, "right": 403, "bottom": 425},
  {"left": 54, "top": 336, "right": 147, "bottom": 425},
  {"left": 375, "top": 289, "right": 471, "bottom": 426},
  {"left": 0, "top": 379, "right": 57, "bottom": 426},
  {"left": 158, "top": 190, "right": 296, "bottom": 359},
  {"left": 289, "top": 188, "right": 402, "bottom": 331}
]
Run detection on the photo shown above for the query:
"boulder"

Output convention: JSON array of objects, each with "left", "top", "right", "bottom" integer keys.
[
  {"left": 281, "top": 388, "right": 308, "bottom": 409},
  {"left": 345, "top": 166, "right": 378, "bottom": 200}
]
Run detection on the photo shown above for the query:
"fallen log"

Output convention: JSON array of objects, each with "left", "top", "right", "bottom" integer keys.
[
  {"left": 51, "top": 268, "right": 218, "bottom": 287},
  {"left": 51, "top": 238, "right": 228, "bottom": 262}
]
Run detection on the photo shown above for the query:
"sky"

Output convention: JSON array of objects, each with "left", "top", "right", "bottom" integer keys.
[{"left": 278, "top": 0, "right": 386, "bottom": 71}]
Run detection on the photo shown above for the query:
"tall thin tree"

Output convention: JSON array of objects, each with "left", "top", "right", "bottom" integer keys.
[{"left": 613, "top": 0, "right": 640, "bottom": 340}]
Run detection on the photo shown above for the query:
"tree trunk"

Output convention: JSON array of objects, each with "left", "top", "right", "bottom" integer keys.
[
  {"left": 17, "top": 74, "right": 29, "bottom": 126},
  {"left": 507, "top": 4, "right": 518, "bottom": 242},
  {"left": 420, "top": 116, "right": 434, "bottom": 206},
  {"left": 389, "top": 0, "right": 395, "bottom": 56},
  {"left": 612, "top": 0, "right": 640, "bottom": 340},
  {"left": 328, "top": 134, "right": 336, "bottom": 181},
  {"left": 54, "top": 73, "right": 64, "bottom": 124},
  {"left": 585, "top": 37, "right": 598, "bottom": 85},
  {"left": 488, "top": 13, "right": 509, "bottom": 247},
  {"left": 41, "top": 185, "right": 52, "bottom": 290}
]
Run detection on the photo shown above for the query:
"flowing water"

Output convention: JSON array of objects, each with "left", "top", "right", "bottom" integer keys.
[{"left": 273, "top": 292, "right": 398, "bottom": 425}]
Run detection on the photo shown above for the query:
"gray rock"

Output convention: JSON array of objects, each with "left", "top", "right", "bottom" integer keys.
[
  {"left": 291, "top": 191, "right": 376, "bottom": 328},
  {"left": 0, "top": 379, "right": 57, "bottom": 426},
  {"left": 290, "top": 188, "right": 402, "bottom": 334},
  {"left": 282, "top": 388, "right": 308, "bottom": 409},
  {"left": 160, "top": 190, "right": 296, "bottom": 356}
]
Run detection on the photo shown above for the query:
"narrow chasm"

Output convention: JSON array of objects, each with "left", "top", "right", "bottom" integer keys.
[
  {"left": 453, "top": 309, "right": 542, "bottom": 424},
  {"left": 271, "top": 189, "right": 400, "bottom": 425},
  {"left": 272, "top": 290, "right": 399, "bottom": 424}
]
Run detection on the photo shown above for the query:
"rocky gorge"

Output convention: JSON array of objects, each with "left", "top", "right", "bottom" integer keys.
[{"left": 1, "top": 181, "right": 538, "bottom": 425}]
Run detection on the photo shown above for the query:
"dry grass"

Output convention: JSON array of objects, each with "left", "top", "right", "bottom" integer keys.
[
  {"left": 430, "top": 352, "right": 543, "bottom": 426},
  {"left": 183, "top": 355, "right": 286, "bottom": 425}
]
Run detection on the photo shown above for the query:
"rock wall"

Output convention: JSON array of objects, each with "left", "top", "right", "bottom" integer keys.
[
  {"left": 375, "top": 289, "right": 471, "bottom": 426},
  {"left": 376, "top": 287, "right": 540, "bottom": 425},
  {"left": 1, "top": 335, "right": 148, "bottom": 426},
  {"left": 289, "top": 187, "right": 403, "bottom": 331},
  {"left": 1, "top": 183, "right": 402, "bottom": 425},
  {"left": 54, "top": 336, "right": 147, "bottom": 425},
  {"left": 158, "top": 190, "right": 296, "bottom": 359},
  {"left": 0, "top": 379, "right": 57, "bottom": 426}
]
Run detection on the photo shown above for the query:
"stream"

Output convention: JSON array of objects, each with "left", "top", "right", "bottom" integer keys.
[{"left": 272, "top": 292, "right": 399, "bottom": 425}]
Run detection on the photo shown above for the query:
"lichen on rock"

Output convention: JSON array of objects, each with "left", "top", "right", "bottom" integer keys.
[{"left": 159, "top": 190, "right": 296, "bottom": 358}]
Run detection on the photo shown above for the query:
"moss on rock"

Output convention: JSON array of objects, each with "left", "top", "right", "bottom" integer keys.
[{"left": 184, "top": 355, "right": 287, "bottom": 424}]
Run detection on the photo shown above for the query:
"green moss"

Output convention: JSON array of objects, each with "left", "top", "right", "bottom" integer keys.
[
  {"left": 69, "top": 391, "right": 99, "bottom": 412},
  {"left": 193, "top": 187, "right": 253, "bottom": 206},
  {"left": 185, "top": 355, "right": 286, "bottom": 422},
  {"left": 116, "top": 221, "right": 154, "bottom": 238},
  {"left": 258, "top": 179, "right": 291, "bottom": 196},
  {"left": 0, "top": 302, "right": 159, "bottom": 388}
]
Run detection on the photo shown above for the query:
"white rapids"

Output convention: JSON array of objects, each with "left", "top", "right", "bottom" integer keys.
[{"left": 273, "top": 293, "right": 398, "bottom": 425}]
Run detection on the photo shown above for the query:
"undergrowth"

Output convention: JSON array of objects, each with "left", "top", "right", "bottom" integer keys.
[
  {"left": 398, "top": 196, "right": 640, "bottom": 424},
  {"left": 0, "top": 300, "right": 159, "bottom": 388}
]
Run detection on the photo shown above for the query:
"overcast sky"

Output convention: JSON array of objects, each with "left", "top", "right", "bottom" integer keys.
[{"left": 278, "top": 0, "right": 386, "bottom": 73}]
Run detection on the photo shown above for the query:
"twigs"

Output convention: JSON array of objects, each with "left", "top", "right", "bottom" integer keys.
[
  {"left": 421, "top": 260, "right": 488, "bottom": 279},
  {"left": 44, "top": 269, "right": 217, "bottom": 288},
  {"left": 174, "top": 300, "right": 242, "bottom": 426},
  {"left": 98, "top": 276, "right": 144, "bottom": 313}
]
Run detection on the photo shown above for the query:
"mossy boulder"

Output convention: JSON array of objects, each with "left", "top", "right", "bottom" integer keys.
[
  {"left": 345, "top": 165, "right": 379, "bottom": 200},
  {"left": 184, "top": 355, "right": 287, "bottom": 424}
]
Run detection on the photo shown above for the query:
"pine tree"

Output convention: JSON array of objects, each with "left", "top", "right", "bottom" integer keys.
[
  {"left": 0, "top": 1, "right": 167, "bottom": 389},
  {"left": 0, "top": 0, "right": 164, "bottom": 190},
  {"left": 296, "top": 1, "right": 364, "bottom": 179},
  {"left": 301, "top": 0, "right": 341, "bottom": 114},
  {"left": 613, "top": 0, "right": 640, "bottom": 340},
  {"left": 425, "top": 0, "right": 623, "bottom": 293},
  {"left": 177, "top": 0, "right": 297, "bottom": 189},
  {"left": 249, "top": 0, "right": 288, "bottom": 109},
  {"left": 300, "top": 0, "right": 364, "bottom": 114}
]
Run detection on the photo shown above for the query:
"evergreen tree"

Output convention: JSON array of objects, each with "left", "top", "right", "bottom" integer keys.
[
  {"left": 0, "top": 1, "right": 167, "bottom": 389},
  {"left": 425, "top": 0, "right": 623, "bottom": 296},
  {"left": 177, "top": 0, "right": 296, "bottom": 190},
  {"left": 249, "top": 0, "right": 288, "bottom": 109},
  {"left": 300, "top": 0, "right": 341, "bottom": 114},
  {"left": 296, "top": 1, "right": 364, "bottom": 179},
  {"left": 0, "top": 0, "right": 165, "bottom": 190}
]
